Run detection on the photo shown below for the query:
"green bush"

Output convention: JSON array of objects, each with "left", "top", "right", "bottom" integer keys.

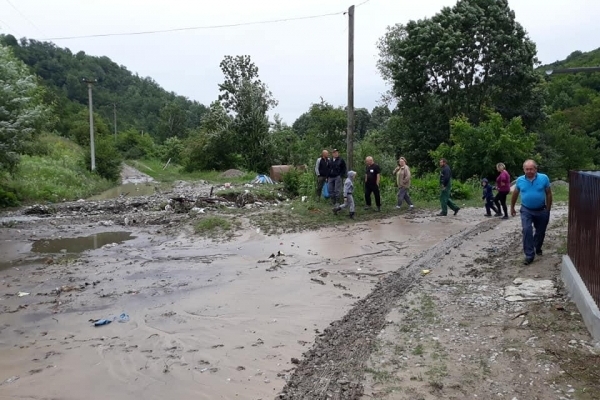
[
  {"left": 116, "top": 129, "right": 156, "bottom": 159},
  {"left": 0, "top": 186, "right": 19, "bottom": 207},
  {"left": 282, "top": 168, "right": 302, "bottom": 196},
  {"left": 85, "top": 137, "right": 122, "bottom": 182}
]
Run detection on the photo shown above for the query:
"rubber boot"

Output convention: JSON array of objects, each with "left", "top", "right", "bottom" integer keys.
[{"left": 349, "top": 212, "right": 355, "bottom": 219}]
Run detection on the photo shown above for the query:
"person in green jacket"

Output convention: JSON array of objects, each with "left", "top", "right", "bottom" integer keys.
[{"left": 437, "top": 158, "right": 460, "bottom": 216}]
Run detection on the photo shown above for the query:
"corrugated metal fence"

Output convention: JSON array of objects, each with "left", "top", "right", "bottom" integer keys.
[{"left": 567, "top": 170, "right": 600, "bottom": 307}]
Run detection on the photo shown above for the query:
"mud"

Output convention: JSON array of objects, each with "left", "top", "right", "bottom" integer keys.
[{"left": 0, "top": 199, "right": 484, "bottom": 400}]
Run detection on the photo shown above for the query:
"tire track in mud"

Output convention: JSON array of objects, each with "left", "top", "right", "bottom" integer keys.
[{"left": 277, "top": 218, "right": 500, "bottom": 400}]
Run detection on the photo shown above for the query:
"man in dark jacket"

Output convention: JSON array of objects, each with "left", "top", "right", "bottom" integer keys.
[
  {"left": 437, "top": 158, "right": 460, "bottom": 216},
  {"left": 364, "top": 156, "right": 382, "bottom": 211},
  {"left": 314, "top": 150, "right": 330, "bottom": 200},
  {"left": 328, "top": 149, "right": 347, "bottom": 205}
]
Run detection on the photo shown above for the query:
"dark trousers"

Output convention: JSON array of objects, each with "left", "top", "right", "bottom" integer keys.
[
  {"left": 316, "top": 176, "right": 327, "bottom": 199},
  {"left": 328, "top": 176, "right": 342, "bottom": 204},
  {"left": 520, "top": 207, "right": 550, "bottom": 260},
  {"left": 484, "top": 199, "right": 499, "bottom": 215},
  {"left": 365, "top": 183, "right": 381, "bottom": 208},
  {"left": 440, "top": 186, "right": 459, "bottom": 215},
  {"left": 494, "top": 191, "right": 509, "bottom": 216}
]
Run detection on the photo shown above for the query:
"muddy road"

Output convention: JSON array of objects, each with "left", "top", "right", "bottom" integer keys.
[
  {"left": 0, "top": 193, "right": 487, "bottom": 400},
  {"left": 1, "top": 180, "right": 593, "bottom": 400}
]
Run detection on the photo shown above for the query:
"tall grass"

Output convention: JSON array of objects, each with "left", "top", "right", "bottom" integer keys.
[{"left": 4, "top": 134, "right": 113, "bottom": 204}]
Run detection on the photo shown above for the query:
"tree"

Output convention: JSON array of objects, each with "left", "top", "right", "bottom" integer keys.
[
  {"left": 354, "top": 108, "right": 371, "bottom": 140},
  {"left": 157, "top": 101, "right": 188, "bottom": 142},
  {"left": 431, "top": 111, "right": 538, "bottom": 181},
  {"left": 217, "top": 55, "right": 278, "bottom": 172},
  {"left": 377, "top": 0, "right": 544, "bottom": 171},
  {"left": 0, "top": 44, "right": 50, "bottom": 174},
  {"left": 369, "top": 105, "right": 391, "bottom": 131},
  {"left": 182, "top": 101, "right": 240, "bottom": 171}
]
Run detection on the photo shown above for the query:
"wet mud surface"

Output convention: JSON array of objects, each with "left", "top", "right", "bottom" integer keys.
[{"left": 0, "top": 199, "right": 486, "bottom": 400}]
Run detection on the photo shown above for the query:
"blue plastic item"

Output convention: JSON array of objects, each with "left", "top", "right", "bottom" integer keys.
[
  {"left": 322, "top": 183, "right": 330, "bottom": 199},
  {"left": 94, "top": 319, "right": 112, "bottom": 327},
  {"left": 118, "top": 313, "right": 130, "bottom": 323}
]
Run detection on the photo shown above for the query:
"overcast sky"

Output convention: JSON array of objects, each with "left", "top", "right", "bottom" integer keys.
[{"left": 1, "top": 0, "right": 599, "bottom": 123}]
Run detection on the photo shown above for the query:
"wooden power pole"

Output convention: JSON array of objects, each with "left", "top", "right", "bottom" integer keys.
[
  {"left": 83, "top": 78, "right": 97, "bottom": 171},
  {"left": 346, "top": 5, "right": 355, "bottom": 171}
]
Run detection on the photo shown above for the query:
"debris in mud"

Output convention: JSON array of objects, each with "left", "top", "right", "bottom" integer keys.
[
  {"left": 334, "top": 283, "right": 348, "bottom": 290},
  {"left": 310, "top": 278, "right": 326, "bottom": 285},
  {"left": 1, "top": 376, "right": 19, "bottom": 385},
  {"left": 291, "top": 358, "right": 300, "bottom": 365},
  {"left": 211, "top": 344, "right": 224, "bottom": 349},
  {"left": 236, "top": 366, "right": 246, "bottom": 371},
  {"left": 504, "top": 278, "right": 556, "bottom": 302}
]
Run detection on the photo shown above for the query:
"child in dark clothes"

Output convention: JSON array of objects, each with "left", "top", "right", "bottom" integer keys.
[{"left": 482, "top": 178, "right": 499, "bottom": 217}]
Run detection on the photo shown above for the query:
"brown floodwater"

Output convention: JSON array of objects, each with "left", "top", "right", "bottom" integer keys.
[{"left": 0, "top": 212, "right": 480, "bottom": 400}]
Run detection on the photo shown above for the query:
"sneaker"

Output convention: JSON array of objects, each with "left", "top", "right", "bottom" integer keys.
[
  {"left": 332, "top": 206, "right": 341, "bottom": 215},
  {"left": 454, "top": 208, "right": 460, "bottom": 216},
  {"left": 409, "top": 205, "right": 414, "bottom": 210},
  {"left": 523, "top": 258, "right": 534, "bottom": 265},
  {"left": 395, "top": 205, "right": 402, "bottom": 209},
  {"left": 485, "top": 214, "right": 492, "bottom": 217},
  {"left": 494, "top": 212, "right": 503, "bottom": 217},
  {"left": 349, "top": 213, "right": 355, "bottom": 219},
  {"left": 436, "top": 212, "right": 447, "bottom": 216},
  {"left": 501, "top": 215, "right": 509, "bottom": 220},
  {"left": 536, "top": 249, "right": 543, "bottom": 256}
]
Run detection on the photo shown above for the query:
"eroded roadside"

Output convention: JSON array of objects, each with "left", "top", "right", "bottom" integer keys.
[{"left": 358, "top": 207, "right": 599, "bottom": 400}]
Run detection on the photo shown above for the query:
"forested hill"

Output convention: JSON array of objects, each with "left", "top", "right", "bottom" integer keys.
[
  {"left": 535, "top": 47, "right": 600, "bottom": 177},
  {"left": 0, "top": 34, "right": 207, "bottom": 142}
]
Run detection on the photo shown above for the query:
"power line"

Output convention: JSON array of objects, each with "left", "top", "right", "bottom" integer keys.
[
  {"left": 44, "top": 10, "right": 347, "bottom": 41},
  {"left": 4, "top": 0, "right": 46, "bottom": 37},
  {"left": 0, "top": 17, "right": 23, "bottom": 37}
]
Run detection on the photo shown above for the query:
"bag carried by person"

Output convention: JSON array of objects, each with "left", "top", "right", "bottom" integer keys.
[{"left": 322, "top": 183, "right": 330, "bottom": 199}]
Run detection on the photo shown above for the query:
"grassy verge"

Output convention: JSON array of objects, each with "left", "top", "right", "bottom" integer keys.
[
  {"left": 127, "top": 159, "right": 256, "bottom": 184},
  {"left": 1, "top": 134, "right": 114, "bottom": 205}
]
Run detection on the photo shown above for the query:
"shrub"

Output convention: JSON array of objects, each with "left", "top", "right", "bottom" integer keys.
[
  {"left": 282, "top": 168, "right": 302, "bottom": 196},
  {"left": 0, "top": 186, "right": 19, "bottom": 207},
  {"left": 85, "top": 137, "right": 122, "bottom": 182}
]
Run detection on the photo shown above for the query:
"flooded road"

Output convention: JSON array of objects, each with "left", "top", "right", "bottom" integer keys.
[{"left": 0, "top": 212, "right": 481, "bottom": 400}]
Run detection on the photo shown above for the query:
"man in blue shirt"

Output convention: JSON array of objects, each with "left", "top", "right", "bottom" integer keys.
[{"left": 510, "top": 159, "right": 553, "bottom": 265}]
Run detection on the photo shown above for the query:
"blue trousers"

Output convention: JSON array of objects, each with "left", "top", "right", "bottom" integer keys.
[{"left": 520, "top": 207, "right": 550, "bottom": 260}]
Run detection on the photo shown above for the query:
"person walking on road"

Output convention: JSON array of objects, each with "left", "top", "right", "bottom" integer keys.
[
  {"left": 333, "top": 170, "right": 357, "bottom": 219},
  {"left": 481, "top": 178, "right": 499, "bottom": 216},
  {"left": 314, "top": 150, "right": 330, "bottom": 201},
  {"left": 393, "top": 157, "right": 414, "bottom": 210},
  {"left": 364, "top": 156, "right": 381, "bottom": 212},
  {"left": 511, "top": 159, "right": 553, "bottom": 265},
  {"left": 494, "top": 162, "right": 511, "bottom": 219},
  {"left": 437, "top": 158, "right": 460, "bottom": 216},
  {"left": 328, "top": 149, "right": 347, "bottom": 206}
]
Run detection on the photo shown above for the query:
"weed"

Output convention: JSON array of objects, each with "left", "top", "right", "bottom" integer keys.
[
  {"left": 412, "top": 344, "right": 424, "bottom": 356},
  {"left": 127, "top": 159, "right": 256, "bottom": 184},
  {"left": 365, "top": 367, "right": 395, "bottom": 384},
  {"left": 194, "top": 216, "right": 234, "bottom": 236}
]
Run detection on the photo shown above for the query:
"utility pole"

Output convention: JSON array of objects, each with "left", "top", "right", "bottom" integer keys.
[
  {"left": 83, "top": 78, "right": 97, "bottom": 171},
  {"left": 346, "top": 5, "right": 355, "bottom": 171},
  {"left": 113, "top": 103, "right": 117, "bottom": 137}
]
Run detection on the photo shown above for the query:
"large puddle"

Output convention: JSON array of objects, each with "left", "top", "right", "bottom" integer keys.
[
  {"left": 31, "top": 231, "right": 135, "bottom": 254},
  {"left": 0, "top": 211, "right": 484, "bottom": 400}
]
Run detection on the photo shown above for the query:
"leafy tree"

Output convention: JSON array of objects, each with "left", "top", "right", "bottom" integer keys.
[
  {"left": 157, "top": 101, "right": 188, "bottom": 142},
  {"left": 182, "top": 101, "right": 241, "bottom": 171},
  {"left": 303, "top": 101, "right": 347, "bottom": 154},
  {"left": 431, "top": 111, "right": 538, "bottom": 180},
  {"left": 217, "top": 55, "right": 277, "bottom": 172},
  {"left": 378, "top": 0, "right": 544, "bottom": 171},
  {"left": 69, "top": 109, "right": 111, "bottom": 146},
  {"left": 115, "top": 129, "right": 155, "bottom": 159},
  {"left": 84, "top": 136, "right": 122, "bottom": 182},
  {"left": 354, "top": 107, "right": 371, "bottom": 140},
  {"left": 0, "top": 44, "right": 50, "bottom": 175},
  {"left": 369, "top": 105, "right": 391, "bottom": 131}
]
